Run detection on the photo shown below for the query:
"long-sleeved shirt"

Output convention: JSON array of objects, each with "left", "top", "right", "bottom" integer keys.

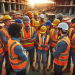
[
  {"left": 23, "top": 26, "right": 36, "bottom": 50},
  {"left": 0, "top": 26, "right": 8, "bottom": 44},
  {"left": 11, "top": 37, "right": 27, "bottom": 72},
  {"left": 52, "top": 35, "right": 67, "bottom": 58}
]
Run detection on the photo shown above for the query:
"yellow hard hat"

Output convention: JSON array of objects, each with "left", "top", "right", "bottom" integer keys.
[
  {"left": 52, "top": 19, "right": 60, "bottom": 26},
  {"left": 2, "top": 15, "right": 11, "bottom": 22},
  {"left": 40, "top": 26, "right": 47, "bottom": 34},
  {"left": 27, "top": 11, "right": 32, "bottom": 16},
  {"left": 34, "top": 21, "right": 40, "bottom": 27},
  {"left": 34, "top": 12, "right": 38, "bottom": 15}
]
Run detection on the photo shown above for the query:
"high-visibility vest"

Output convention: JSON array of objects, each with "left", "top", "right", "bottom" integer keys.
[
  {"left": 0, "top": 27, "right": 10, "bottom": 51},
  {"left": 21, "top": 27, "right": 35, "bottom": 48},
  {"left": 0, "top": 37, "right": 4, "bottom": 57},
  {"left": 8, "top": 38, "right": 27, "bottom": 70},
  {"left": 50, "top": 29, "right": 60, "bottom": 47},
  {"left": 34, "top": 30, "right": 40, "bottom": 45},
  {"left": 69, "top": 28, "right": 75, "bottom": 49},
  {"left": 30, "top": 19, "right": 34, "bottom": 27},
  {"left": 40, "top": 20, "right": 46, "bottom": 25},
  {"left": 54, "top": 36, "right": 70, "bottom": 66},
  {"left": 38, "top": 34, "right": 50, "bottom": 51}
]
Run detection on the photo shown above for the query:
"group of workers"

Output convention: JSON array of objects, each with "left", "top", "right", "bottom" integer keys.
[{"left": 0, "top": 11, "right": 75, "bottom": 75}]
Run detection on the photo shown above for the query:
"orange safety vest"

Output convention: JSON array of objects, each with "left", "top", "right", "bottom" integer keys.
[
  {"left": 21, "top": 27, "right": 35, "bottom": 48},
  {"left": 8, "top": 38, "right": 27, "bottom": 70},
  {"left": 50, "top": 29, "right": 60, "bottom": 47},
  {"left": 40, "top": 20, "right": 45, "bottom": 26},
  {"left": 0, "top": 27, "right": 10, "bottom": 51},
  {"left": 30, "top": 19, "right": 34, "bottom": 27},
  {"left": 38, "top": 34, "right": 50, "bottom": 51},
  {"left": 0, "top": 37, "right": 4, "bottom": 57},
  {"left": 54, "top": 36, "right": 70, "bottom": 66},
  {"left": 69, "top": 28, "right": 75, "bottom": 49}
]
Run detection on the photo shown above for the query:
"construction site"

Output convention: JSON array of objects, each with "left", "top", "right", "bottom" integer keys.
[{"left": 0, "top": 0, "right": 75, "bottom": 75}]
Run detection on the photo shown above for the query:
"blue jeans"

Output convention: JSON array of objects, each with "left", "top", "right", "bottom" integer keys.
[
  {"left": 5, "top": 51, "right": 11, "bottom": 75},
  {"left": 37, "top": 49, "right": 48, "bottom": 67},
  {"left": 0, "top": 56, "right": 4, "bottom": 75},
  {"left": 27, "top": 48, "right": 34, "bottom": 66},
  {"left": 17, "top": 69, "right": 26, "bottom": 75},
  {"left": 50, "top": 46, "right": 54, "bottom": 65},
  {"left": 72, "top": 56, "right": 75, "bottom": 74}
]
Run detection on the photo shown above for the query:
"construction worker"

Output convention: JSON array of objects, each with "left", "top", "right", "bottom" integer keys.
[
  {"left": 47, "top": 19, "right": 60, "bottom": 72},
  {"left": 8, "top": 23, "right": 27, "bottom": 75},
  {"left": 39, "top": 14, "right": 46, "bottom": 26},
  {"left": 53, "top": 22, "right": 70, "bottom": 75},
  {"left": 20, "top": 16, "right": 36, "bottom": 71},
  {"left": 34, "top": 12, "right": 39, "bottom": 21},
  {"left": 27, "top": 11, "right": 34, "bottom": 27},
  {"left": 34, "top": 21, "right": 40, "bottom": 61},
  {"left": 15, "top": 19, "right": 24, "bottom": 27},
  {"left": 36, "top": 26, "right": 50, "bottom": 74},
  {"left": 0, "top": 23, "right": 4, "bottom": 75},
  {"left": 62, "top": 18, "right": 75, "bottom": 75},
  {"left": 45, "top": 20, "right": 51, "bottom": 67},
  {"left": 0, "top": 15, "right": 11, "bottom": 75},
  {"left": 57, "top": 13, "right": 63, "bottom": 23}
]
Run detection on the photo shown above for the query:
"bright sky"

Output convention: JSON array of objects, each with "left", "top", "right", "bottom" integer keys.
[{"left": 29, "top": 0, "right": 54, "bottom": 5}]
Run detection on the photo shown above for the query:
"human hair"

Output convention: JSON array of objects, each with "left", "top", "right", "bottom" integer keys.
[
  {"left": 8, "top": 23, "right": 22, "bottom": 37},
  {"left": 58, "top": 28, "right": 67, "bottom": 34}
]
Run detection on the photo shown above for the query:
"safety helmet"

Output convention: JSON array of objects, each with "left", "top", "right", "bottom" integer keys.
[
  {"left": 71, "top": 17, "right": 75, "bottom": 23},
  {"left": 52, "top": 19, "right": 60, "bottom": 26},
  {"left": 2, "top": 15, "right": 11, "bottom": 22},
  {"left": 34, "top": 12, "right": 38, "bottom": 15},
  {"left": 57, "top": 13, "right": 63, "bottom": 19},
  {"left": 58, "top": 22, "right": 69, "bottom": 30},
  {"left": 15, "top": 19, "right": 22, "bottom": 24},
  {"left": 34, "top": 21, "right": 40, "bottom": 27},
  {"left": 27, "top": 11, "right": 32, "bottom": 16},
  {"left": 40, "top": 14, "right": 44, "bottom": 18},
  {"left": 40, "top": 26, "right": 47, "bottom": 33},
  {"left": 23, "top": 16, "right": 30, "bottom": 23},
  {"left": 45, "top": 20, "right": 51, "bottom": 26}
]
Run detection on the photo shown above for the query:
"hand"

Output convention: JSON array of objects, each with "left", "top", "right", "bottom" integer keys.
[
  {"left": 39, "top": 44, "right": 41, "bottom": 47},
  {"left": 52, "top": 49, "right": 55, "bottom": 52}
]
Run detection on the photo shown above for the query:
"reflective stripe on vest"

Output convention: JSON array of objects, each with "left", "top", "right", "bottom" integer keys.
[
  {"left": 21, "top": 27, "right": 34, "bottom": 48},
  {"left": 69, "top": 28, "right": 75, "bottom": 49},
  {"left": 8, "top": 39, "right": 27, "bottom": 70},
  {"left": 40, "top": 20, "right": 45, "bottom": 25},
  {"left": 38, "top": 34, "right": 49, "bottom": 51},
  {"left": 54, "top": 36, "right": 70, "bottom": 66},
  {"left": 0, "top": 38, "right": 4, "bottom": 57},
  {"left": 1, "top": 27, "right": 10, "bottom": 51},
  {"left": 50, "top": 29, "right": 60, "bottom": 47}
]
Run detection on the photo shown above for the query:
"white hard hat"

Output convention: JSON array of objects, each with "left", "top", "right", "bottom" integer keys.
[
  {"left": 40, "top": 14, "right": 44, "bottom": 18},
  {"left": 58, "top": 22, "right": 69, "bottom": 30}
]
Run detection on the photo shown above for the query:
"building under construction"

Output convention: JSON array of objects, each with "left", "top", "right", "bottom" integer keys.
[
  {"left": 0, "top": 0, "right": 27, "bottom": 13},
  {"left": 53, "top": 0, "right": 75, "bottom": 15}
]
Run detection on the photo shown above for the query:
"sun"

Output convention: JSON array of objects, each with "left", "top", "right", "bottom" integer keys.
[{"left": 29, "top": 0, "right": 47, "bottom": 5}]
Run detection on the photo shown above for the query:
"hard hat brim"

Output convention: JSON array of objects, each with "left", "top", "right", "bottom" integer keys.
[
  {"left": 40, "top": 31, "right": 46, "bottom": 34},
  {"left": 52, "top": 23, "right": 58, "bottom": 26}
]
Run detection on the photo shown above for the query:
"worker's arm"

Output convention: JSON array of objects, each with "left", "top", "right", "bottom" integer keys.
[
  {"left": 51, "top": 39, "right": 58, "bottom": 43},
  {"left": 52, "top": 41, "right": 67, "bottom": 58},
  {"left": 14, "top": 45, "right": 27, "bottom": 61},
  {"left": 0, "top": 31, "right": 8, "bottom": 44}
]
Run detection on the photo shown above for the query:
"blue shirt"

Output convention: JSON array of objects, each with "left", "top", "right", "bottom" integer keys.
[
  {"left": 24, "top": 26, "right": 36, "bottom": 50},
  {"left": 52, "top": 35, "right": 67, "bottom": 58},
  {"left": 0, "top": 26, "right": 8, "bottom": 44},
  {"left": 11, "top": 37, "right": 27, "bottom": 72}
]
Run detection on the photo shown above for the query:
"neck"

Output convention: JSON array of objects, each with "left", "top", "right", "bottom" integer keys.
[
  {"left": 42, "top": 34, "right": 46, "bottom": 37},
  {"left": 61, "top": 34, "right": 66, "bottom": 37}
]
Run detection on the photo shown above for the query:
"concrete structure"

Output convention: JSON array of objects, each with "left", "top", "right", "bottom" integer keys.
[
  {"left": 53, "top": 0, "right": 75, "bottom": 15},
  {"left": 0, "top": 0, "right": 27, "bottom": 13}
]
